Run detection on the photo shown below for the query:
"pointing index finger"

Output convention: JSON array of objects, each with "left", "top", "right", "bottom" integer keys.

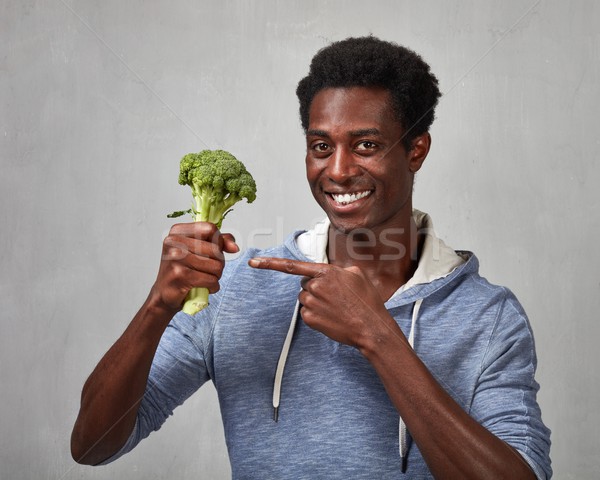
[{"left": 248, "top": 257, "right": 330, "bottom": 278}]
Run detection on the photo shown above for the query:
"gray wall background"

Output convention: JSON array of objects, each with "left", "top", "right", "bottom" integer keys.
[{"left": 1, "top": 0, "right": 598, "bottom": 478}]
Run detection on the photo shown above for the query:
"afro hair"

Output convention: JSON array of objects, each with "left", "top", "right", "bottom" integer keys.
[{"left": 296, "top": 36, "right": 441, "bottom": 150}]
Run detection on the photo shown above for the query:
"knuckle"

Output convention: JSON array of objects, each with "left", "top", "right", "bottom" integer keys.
[
  {"left": 163, "top": 234, "right": 176, "bottom": 247},
  {"left": 284, "top": 260, "right": 296, "bottom": 273},
  {"left": 207, "top": 280, "right": 221, "bottom": 294},
  {"left": 168, "top": 224, "right": 182, "bottom": 235},
  {"left": 298, "top": 290, "right": 314, "bottom": 307},
  {"left": 163, "top": 245, "right": 187, "bottom": 261},
  {"left": 315, "top": 267, "right": 329, "bottom": 277},
  {"left": 347, "top": 266, "right": 362, "bottom": 276},
  {"left": 171, "top": 263, "right": 186, "bottom": 278},
  {"left": 299, "top": 306, "right": 314, "bottom": 323},
  {"left": 198, "top": 221, "right": 219, "bottom": 238}
]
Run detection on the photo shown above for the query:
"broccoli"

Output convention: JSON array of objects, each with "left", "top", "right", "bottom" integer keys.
[{"left": 168, "top": 149, "right": 257, "bottom": 315}]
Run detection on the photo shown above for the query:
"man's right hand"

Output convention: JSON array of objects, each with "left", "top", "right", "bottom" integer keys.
[
  {"left": 150, "top": 222, "right": 239, "bottom": 314},
  {"left": 71, "top": 221, "right": 238, "bottom": 465}
]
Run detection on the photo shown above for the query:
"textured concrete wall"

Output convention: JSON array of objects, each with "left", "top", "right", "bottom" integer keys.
[{"left": 1, "top": 1, "right": 598, "bottom": 478}]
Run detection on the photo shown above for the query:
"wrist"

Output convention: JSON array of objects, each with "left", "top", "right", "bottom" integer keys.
[
  {"left": 144, "top": 288, "right": 182, "bottom": 322},
  {"left": 356, "top": 312, "right": 410, "bottom": 360}
]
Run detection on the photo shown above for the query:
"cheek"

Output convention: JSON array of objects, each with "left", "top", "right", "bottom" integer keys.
[
  {"left": 381, "top": 166, "right": 412, "bottom": 201},
  {"left": 305, "top": 158, "right": 321, "bottom": 186}
]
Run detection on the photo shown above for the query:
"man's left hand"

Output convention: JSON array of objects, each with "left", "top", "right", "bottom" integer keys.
[{"left": 248, "top": 257, "right": 402, "bottom": 348}]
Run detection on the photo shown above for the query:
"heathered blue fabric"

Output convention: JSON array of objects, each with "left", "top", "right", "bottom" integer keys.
[{"left": 105, "top": 231, "right": 552, "bottom": 479}]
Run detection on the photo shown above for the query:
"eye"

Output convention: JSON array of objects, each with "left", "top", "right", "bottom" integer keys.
[
  {"left": 355, "top": 140, "right": 378, "bottom": 152},
  {"left": 311, "top": 142, "right": 331, "bottom": 153}
]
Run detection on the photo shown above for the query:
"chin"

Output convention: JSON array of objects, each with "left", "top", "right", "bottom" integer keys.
[{"left": 327, "top": 216, "right": 371, "bottom": 235}]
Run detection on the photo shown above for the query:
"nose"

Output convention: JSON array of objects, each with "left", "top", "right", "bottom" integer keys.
[{"left": 327, "top": 147, "right": 360, "bottom": 184}]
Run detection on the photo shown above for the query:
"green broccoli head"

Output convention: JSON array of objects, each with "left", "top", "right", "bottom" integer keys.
[
  {"left": 168, "top": 149, "right": 257, "bottom": 316},
  {"left": 173, "top": 149, "right": 257, "bottom": 227}
]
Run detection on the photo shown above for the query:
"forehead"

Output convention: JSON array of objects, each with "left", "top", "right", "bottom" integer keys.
[{"left": 307, "top": 86, "right": 400, "bottom": 133}]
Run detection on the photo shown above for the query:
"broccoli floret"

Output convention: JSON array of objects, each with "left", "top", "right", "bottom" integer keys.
[{"left": 168, "top": 149, "right": 257, "bottom": 315}]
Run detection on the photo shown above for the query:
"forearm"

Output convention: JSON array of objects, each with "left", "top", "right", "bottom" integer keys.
[
  {"left": 359, "top": 321, "right": 536, "bottom": 480},
  {"left": 71, "top": 291, "right": 178, "bottom": 465}
]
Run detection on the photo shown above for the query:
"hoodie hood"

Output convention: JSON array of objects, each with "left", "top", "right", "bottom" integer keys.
[{"left": 291, "top": 209, "right": 467, "bottom": 301}]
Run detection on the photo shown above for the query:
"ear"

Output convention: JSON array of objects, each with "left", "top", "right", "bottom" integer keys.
[{"left": 408, "top": 132, "right": 431, "bottom": 173}]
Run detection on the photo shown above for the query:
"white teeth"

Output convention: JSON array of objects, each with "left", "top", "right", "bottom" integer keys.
[{"left": 331, "top": 190, "right": 371, "bottom": 205}]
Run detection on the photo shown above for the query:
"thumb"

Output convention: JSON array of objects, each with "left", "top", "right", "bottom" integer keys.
[{"left": 221, "top": 233, "right": 240, "bottom": 254}]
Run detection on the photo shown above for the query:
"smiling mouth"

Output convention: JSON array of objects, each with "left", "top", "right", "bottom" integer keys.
[{"left": 329, "top": 190, "right": 372, "bottom": 205}]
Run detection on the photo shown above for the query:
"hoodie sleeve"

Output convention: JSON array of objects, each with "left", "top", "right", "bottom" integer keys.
[
  {"left": 470, "top": 289, "right": 552, "bottom": 479},
  {"left": 97, "top": 250, "right": 260, "bottom": 465},
  {"left": 97, "top": 307, "right": 214, "bottom": 465}
]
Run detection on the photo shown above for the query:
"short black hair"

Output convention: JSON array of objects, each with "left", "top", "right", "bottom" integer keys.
[{"left": 296, "top": 36, "right": 441, "bottom": 150}]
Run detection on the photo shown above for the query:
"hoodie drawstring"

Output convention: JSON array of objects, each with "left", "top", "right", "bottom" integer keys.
[
  {"left": 272, "top": 298, "right": 301, "bottom": 422},
  {"left": 272, "top": 296, "right": 423, "bottom": 474},
  {"left": 399, "top": 298, "right": 423, "bottom": 472}
]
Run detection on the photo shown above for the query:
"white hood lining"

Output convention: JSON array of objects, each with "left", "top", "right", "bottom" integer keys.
[{"left": 296, "top": 209, "right": 465, "bottom": 292}]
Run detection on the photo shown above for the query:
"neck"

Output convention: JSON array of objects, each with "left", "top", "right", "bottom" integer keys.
[{"left": 327, "top": 214, "right": 422, "bottom": 300}]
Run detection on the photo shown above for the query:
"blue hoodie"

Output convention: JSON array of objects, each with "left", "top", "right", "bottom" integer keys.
[{"left": 104, "top": 211, "right": 552, "bottom": 479}]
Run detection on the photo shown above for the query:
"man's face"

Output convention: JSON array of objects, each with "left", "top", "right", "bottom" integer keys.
[{"left": 305, "top": 86, "right": 427, "bottom": 235}]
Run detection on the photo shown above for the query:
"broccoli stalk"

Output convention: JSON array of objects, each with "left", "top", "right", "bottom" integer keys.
[{"left": 168, "top": 149, "right": 257, "bottom": 315}]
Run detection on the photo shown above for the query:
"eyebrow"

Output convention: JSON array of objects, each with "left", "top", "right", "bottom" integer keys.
[
  {"left": 349, "top": 128, "right": 381, "bottom": 137},
  {"left": 306, "top": 129, "right": 330, "bottom": 138},
  {"left": 306, "top": 128, "right": 382, "bottom": 138}
]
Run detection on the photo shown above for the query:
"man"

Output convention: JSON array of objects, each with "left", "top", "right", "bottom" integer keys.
[{"left": 71, "top": 36, "right": 552, "bottom": 478}]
